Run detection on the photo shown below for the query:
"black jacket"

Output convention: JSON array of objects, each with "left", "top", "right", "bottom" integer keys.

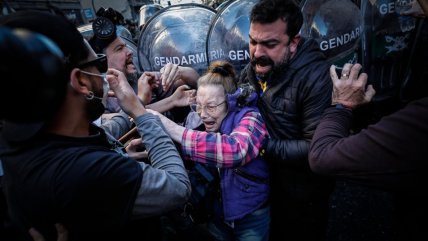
[
  {"left": 239, "top": 38, "right": 334, "bottom": 240},
  {"left": 239, "top": 38, "right": 332, "bottom": 170}
]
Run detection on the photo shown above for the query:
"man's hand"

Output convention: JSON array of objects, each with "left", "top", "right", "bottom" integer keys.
[
  {"left": 137, "top": 72, "right": 160, "bottom": 105},
  {"left": 330, "top": 63, "right": 376, "bottom": 110},
  {"left": 107, "top": 68, "right": 146, "bottom": 119},
  {"left": 169, "top": 85, "right": 196, "bottom": 108},
  {"left": 125, "top": 138, "right": 148, "bottom": 160}
]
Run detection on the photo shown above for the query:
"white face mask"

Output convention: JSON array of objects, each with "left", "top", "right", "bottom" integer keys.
[
  {"left": 100, "top": 74, "right": 110, "bottom": 106},
  {"left": 80, "top": 70, "right": 109, "bottom": 106}
]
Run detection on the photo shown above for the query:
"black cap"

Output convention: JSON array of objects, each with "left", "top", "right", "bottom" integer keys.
[
  {"left": 96, "top": 7, "right": 124, "bottom": 25},
  {"left": 89, "top": 7, "right": 122, "bottom": 53},
  {"left": 0, "top": 27, "right": 65, "bottom": 142},
  {"left": 0, "top": 10, "right": 88, "bottom": 73},
  {"left": 0, "top": 11, "right": 88, "bottom": 142}
]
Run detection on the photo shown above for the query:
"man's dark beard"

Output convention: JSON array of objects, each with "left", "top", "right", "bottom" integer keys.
[
  {"left": 251, "top": 56, "right": 274, "bottom": 80},
  {"left": 251, "top": 48, "right": 291, "bottom": 82},
  {"left": 126, "top": 72, "right": 139, "bottom": 93}
]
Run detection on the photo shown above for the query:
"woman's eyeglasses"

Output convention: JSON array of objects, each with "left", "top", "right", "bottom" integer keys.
[
  {"left": 77, "top": 54, "right": 107, "bottom": 73},
  {"left": 190, "top": 101, "right": 226, "bottom": 115}
]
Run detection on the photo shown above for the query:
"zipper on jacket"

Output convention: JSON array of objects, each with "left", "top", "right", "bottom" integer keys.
[{"left": 233, "top": 168, "right": 268, "bottom": 184}]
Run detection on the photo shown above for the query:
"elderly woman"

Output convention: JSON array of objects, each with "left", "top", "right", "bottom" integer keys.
[{"left": 148, "top": 61, "right": 270, "bottom": 241}]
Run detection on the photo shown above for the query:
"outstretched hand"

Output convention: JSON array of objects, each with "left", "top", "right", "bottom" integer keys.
[
  {"left": 106, "top": 68, "right": 146, "bottom": 119},
  {"left": 170, "top": 85, "right": 196, "bottom": 108},
  {"left": 330, "top": 63, "right": 376, "bottom": 110}
]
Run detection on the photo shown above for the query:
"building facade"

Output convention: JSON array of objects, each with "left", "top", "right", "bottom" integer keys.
[{"left": 1, "top": 0, "right": 154, "bottom": 26}]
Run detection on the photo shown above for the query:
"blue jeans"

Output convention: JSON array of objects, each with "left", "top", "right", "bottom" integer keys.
[{"left": 207, "top": 206, "right": 270, "bottom": 241}]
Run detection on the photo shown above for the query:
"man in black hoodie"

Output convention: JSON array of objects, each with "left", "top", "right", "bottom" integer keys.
[
  {"left": 238, "top": 0, "right": 334, "bottom": 240},
  {"left": 0, "top": 11, "right": 190, "bottom": 241}
]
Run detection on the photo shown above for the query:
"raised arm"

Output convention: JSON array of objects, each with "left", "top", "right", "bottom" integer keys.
[
  {"left": 106, "top": 68, "right": 191, "bottom": 217},
  {"left": 148, "top": 109, "right": 268, "bottom": 169},
  {"left": 146, "top": 85, "right": 195, "bottom": 113}
]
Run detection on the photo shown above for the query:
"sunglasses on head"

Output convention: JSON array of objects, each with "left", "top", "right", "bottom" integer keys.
[{"left": 77, "top": 54, "right": 107, "bottom": 73}]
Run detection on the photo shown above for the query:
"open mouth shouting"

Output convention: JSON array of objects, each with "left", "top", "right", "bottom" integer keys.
[
  {"left": 251, "top": 56, "right": 274, "bottom": 77},
  {"left": 203, "top": 120, "right": 218, "bottom": 131},
  {"left": 125, "top": 57, "right": 136, "bottom": 73}
]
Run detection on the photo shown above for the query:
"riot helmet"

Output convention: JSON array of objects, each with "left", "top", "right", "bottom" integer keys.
[
  {"left": 207, "top": 0, "right": 258, "bottom": 75},
  {"left": 300, "top": 0, "right": 363, "bottom": 64},
  {"left": 138, "top": 3, "right": 163, "bottom": 30},
  {"left": 138, "top": 3, "right": 216, "bottom": 75}
]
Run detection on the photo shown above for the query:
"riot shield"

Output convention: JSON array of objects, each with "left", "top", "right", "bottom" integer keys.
[
  {"left": 138, "top": 3, "right": 163, "bottom": 29},
  {"left": 206, "top": 0, "right": 258, "bottom": 75},
  {"left": 215, "top": 0, "right": 231, "bottom": 12},
  {"left": 359, "top": 0, "right": 418, "bottom": 102},
  {"left": 138, "top": 3, "right": 216, "bottom": 75},
  {"left": 300, "top": 0, "right": 363, "bottom": 65}
]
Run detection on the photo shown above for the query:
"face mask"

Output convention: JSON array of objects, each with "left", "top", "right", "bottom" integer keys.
[
  {"left": 80, "top": 70, "right": 109, "bottom": 121},
  {"left": 100, "top": 75, "right": 110, "bottom": 106},
  {"left": 80, "top": 70, "right": 109, "bottom": 106}
]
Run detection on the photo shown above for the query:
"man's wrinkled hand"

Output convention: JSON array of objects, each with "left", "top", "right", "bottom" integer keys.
[
  {"left": 330, "top": 63, "right": 376, "bottom": 110},
  {"left": 160, "top": 63, "right": 181, "bottom": 92}
]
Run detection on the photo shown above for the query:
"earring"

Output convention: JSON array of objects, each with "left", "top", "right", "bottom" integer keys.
[{"left": 85, "top": 91, "right": 95, "bottom": 100}]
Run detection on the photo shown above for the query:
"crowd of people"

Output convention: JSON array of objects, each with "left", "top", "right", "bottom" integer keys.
[{"left": 0, "top": 0, "right": 427, "bottom": 241}]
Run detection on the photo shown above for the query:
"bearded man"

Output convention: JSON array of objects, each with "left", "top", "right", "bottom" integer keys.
[{"left": 238, "top": 0, "right": 334, "bottom": 240}]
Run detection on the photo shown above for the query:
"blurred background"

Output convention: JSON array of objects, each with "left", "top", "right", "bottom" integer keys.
[{"left": 0, "top": 0, "right": 226, "bottom": 26}]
